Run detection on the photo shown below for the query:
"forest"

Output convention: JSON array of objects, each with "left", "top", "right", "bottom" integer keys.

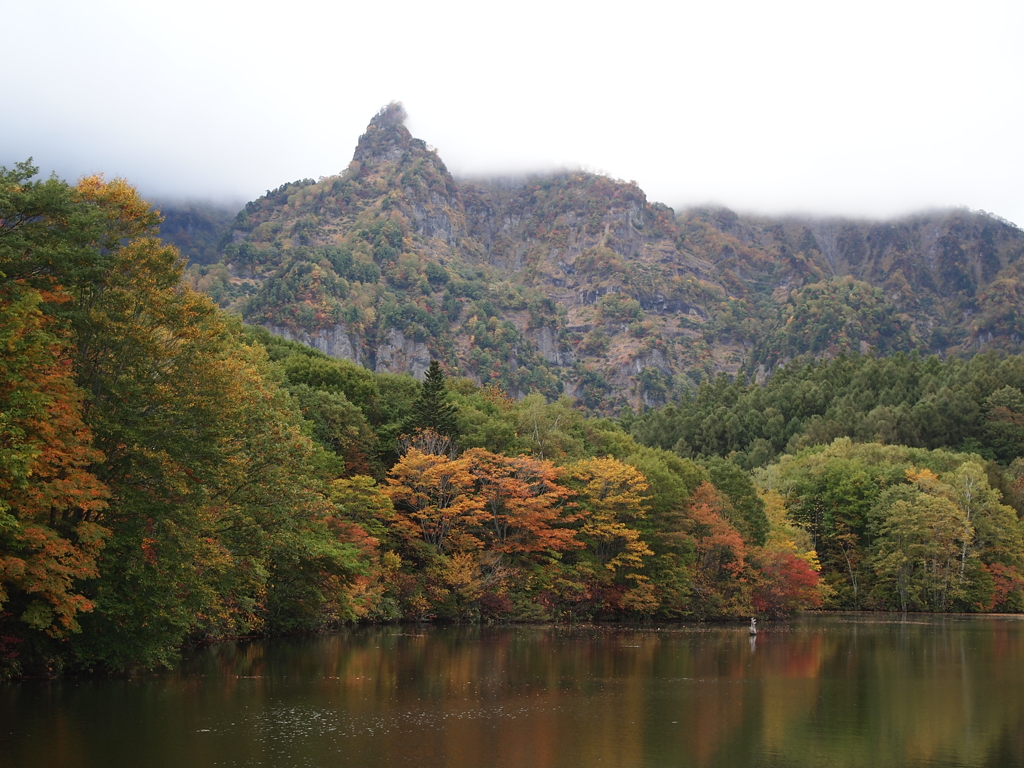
[{"left": 2, "top": 161, "right": 1023, "bottom": 679}]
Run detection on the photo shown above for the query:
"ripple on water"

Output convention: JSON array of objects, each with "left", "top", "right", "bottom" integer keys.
[{"left": 202, "top": 698, "right": 569, "bottom": 765}]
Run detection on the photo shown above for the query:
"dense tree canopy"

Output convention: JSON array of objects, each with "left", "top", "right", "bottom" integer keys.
[
  {"left": 4, "top": 156, "right": 1024, "bottom": 679},
  {"left": 758, "top": 440, "right": 1024, "bottom": 612},
  {"left": 1, "top": 164, "right": 363, "bottom": 675},
  {"left": 631, "top": 352, "right": 1024, "bottom": 470}
]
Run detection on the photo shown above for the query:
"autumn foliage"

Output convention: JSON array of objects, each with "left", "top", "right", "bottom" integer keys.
[
  {"left": 8, "top": 155, "right": 1024, "bottom": 680},
  {"left": 0, "top": 280, "right": 109, "bottom": 639},
  {"left": 2, "top": 165, "right": 363, "bottom": 675}
]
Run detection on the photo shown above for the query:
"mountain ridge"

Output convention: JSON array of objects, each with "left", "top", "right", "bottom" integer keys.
[{"left": 177, "top": 103, "right": 1024, "bottom": 412}]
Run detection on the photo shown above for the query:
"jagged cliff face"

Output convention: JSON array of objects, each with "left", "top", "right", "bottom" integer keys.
[
  {"left": 190, "top": 103, "right": 1024, "bottom": 412},
  {"left": 677, "top": 207, "right": 1024, "bottom": 369}
]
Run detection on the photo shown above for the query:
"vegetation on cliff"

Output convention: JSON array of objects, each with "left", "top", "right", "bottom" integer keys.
[
  {"left": 173, "top": 105, "right": 1024, "bottom": 414},
  {"left": 5, "top": 106, "right": 1024, "bottom": 677}
]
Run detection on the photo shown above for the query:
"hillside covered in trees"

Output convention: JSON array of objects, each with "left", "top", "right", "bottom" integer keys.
[
  {"left": 176, "top": 103, "right": 1024, "bottom": 414},
  {"left": 4, "top": 105, "right": 1024, "bottom": 678},
  {"left": 0, "top": 161, "right": 825, "bottom": 677}
]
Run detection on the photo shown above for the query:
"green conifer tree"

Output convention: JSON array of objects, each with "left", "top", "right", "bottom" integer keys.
[{"left": 405, "top": 360, "right": 459, "bottom": 438}]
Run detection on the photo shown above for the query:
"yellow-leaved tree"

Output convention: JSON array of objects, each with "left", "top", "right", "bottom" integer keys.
[{"left": 563, "top": 457, "right": 656, "bottom": 613}]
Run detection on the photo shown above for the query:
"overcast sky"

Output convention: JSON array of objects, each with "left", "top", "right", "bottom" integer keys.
[{"left": 6, "top": 0, "right": 1023, "bottom": 225}]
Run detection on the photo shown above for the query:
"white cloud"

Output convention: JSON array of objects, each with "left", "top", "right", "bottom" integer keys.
[{"left": 5, "top": 0, "right": 1023, "bottom": 225}]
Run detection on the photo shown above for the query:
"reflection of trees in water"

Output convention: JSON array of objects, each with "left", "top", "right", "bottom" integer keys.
[
  {"left": 183, "top": 622, "right": 1024, "bottom": 767},
  {"left": 757, "top": 618, "right": 1024, "bottom": 768},
  {"left": 10, "top": 620, "right": 1024, "bottom": 768}
]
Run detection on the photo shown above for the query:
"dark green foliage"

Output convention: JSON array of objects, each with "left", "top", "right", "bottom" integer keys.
[
  {"left": 632, "top": 352, "right": 1024, "bottom": 468},
  {"left": 984, "top": 386, "right": 1024, "bottom": 464},
  {"left": 241, "top": 327, "right": 419, "bottom": 474},
  {"left": 288, "top": 384, "right": 374, "bottom": 475},
  {"left": 750, "top": 277, "right": 916, "bottom": 369},
  {"left": 405, "top": 360, "right": 460, "bottom": 438},
  {"left": 701, "top": 458, "right": 769, "bottom": 546},
  {"left": 424, "top": 261, "right": 450, "bottom": 286}
]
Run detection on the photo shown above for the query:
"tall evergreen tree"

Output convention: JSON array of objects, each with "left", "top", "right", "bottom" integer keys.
[{"left": 405, "top": 360, "right": 459, "bottom": 438}]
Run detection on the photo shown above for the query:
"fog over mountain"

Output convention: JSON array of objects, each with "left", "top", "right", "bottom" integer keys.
[{"left": 5, "top": 0, "right": 1023, "bottom": 227}]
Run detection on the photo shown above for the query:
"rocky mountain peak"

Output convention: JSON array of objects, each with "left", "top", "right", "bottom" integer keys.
[{"left": 352, "top": 101, "right": 414, "bottom": 166}]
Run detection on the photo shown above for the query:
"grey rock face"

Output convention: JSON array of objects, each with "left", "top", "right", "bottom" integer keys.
[
  {"left": 530, "top": 325, "right": 575, "bottom": 367},
  {"left": 374, "top": 328, "right": 431, "bottom": 379},
  {"left": 265, "top": 324, "right": 362, "bottom": 364}
]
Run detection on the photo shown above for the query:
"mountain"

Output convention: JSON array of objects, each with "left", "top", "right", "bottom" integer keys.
[
  {"left": 179, "top": 103, "right": 1024, "bottom": 413},
  {"left": 154, "top": 199, "right": 238, "bottom": 266},
  {"left": 680, "top": 207, "right": 1024, "bottom": 377}
]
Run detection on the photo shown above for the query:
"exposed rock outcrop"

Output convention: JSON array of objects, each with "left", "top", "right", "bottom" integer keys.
[
  {"left": 374, "top": 329, "right": 431, "bottom": 379},
  {"left": 265, "top": 324, "right": 363, "bottom": 364}
]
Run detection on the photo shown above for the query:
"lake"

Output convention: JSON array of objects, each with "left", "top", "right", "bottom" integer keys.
[{"left": 3, "top": 615, "right": 1023, "bottom": 767}]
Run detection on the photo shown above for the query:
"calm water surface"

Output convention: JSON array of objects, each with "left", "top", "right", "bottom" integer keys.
[{"left": 3, "top": 615, "right": 1023, "bottom": 767}]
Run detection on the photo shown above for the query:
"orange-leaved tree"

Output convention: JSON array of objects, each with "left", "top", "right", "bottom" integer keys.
[
  {"left": 0, "top": 279, "right": 109, "bottom": 647},
  {"left": 685, "top": 482, "right": 749, "bottom": 617},
  {"left": 460, "top": 448, "right": 576, "bottom": 556},
  {"left": 385, "top": 448, "right": 485, "bottom": 552}
]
